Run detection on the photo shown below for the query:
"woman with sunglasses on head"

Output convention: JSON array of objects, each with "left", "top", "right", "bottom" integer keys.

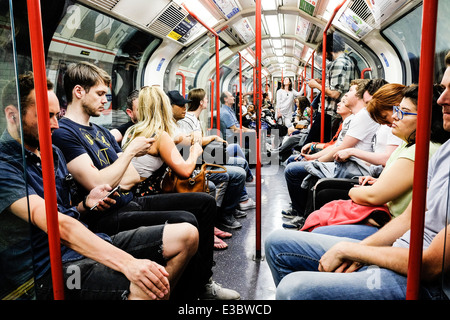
[{"left": 308, "top": 84, "right": 450, "bottom": 240}]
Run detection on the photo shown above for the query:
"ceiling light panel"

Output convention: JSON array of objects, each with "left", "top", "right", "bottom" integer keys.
[{"left": 264, "top": 15, "right": 281, "bottom": 37}]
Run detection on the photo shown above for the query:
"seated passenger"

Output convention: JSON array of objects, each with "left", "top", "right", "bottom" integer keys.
[
  {"left": 282, "top": 79, "right": 380, "bottom": 229},
  {"left": 305, "top": 84, "right": 449, "bottom": 240},
  {"left": 265, "top": 55, "right": 450, "bottom": 299},
  {"left": 110, "top": 89, "right": 139, "bottom": 143},
  {"left": 169, "top": 89, "right": 249, "bottom": 233},
  {"left": 51, "top": 62, "right": 239, "bottom": 300},
  {"left": 333, "top": 84, "right": 407, "bottom": 171},
  {"left": 0, "top": 73, "right": 197, "bottom": 300},
  {"left": 287, "top": 96, "right": 311, "bottom": 135},
  {"left": 220, "top": 91, "right": 255, "bottom": 148}
]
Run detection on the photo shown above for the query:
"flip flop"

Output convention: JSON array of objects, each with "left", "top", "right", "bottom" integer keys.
[
  {"left": 214, "top": 235, "right": 228, "bottom": 250},
  {"left": 214, "top": 227, "right": 232, "bottom": 239}
]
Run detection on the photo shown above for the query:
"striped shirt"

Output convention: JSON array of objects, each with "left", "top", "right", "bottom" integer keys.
[{"left": 322, "top": 53, "right": 357, "bottom": 117}]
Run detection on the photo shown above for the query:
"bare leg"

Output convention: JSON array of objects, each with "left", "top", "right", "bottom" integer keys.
[{"left": 128, "top": 222, "right": 199, "bottom": 300}]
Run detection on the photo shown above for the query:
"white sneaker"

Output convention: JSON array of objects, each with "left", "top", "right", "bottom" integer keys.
[
  {"left": 239, "top": 198, "right": 256, "bottom": 210},
  {"left": 199, "top": 278, "right": 241, "bottom": 300}
]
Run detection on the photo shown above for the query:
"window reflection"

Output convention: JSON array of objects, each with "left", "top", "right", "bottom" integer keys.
[
  {"left": 382, "top": 1, "right": 450, "bottom": 84},
  {"left": 47, "top": 1, "right": 161, "bottom": 129}
]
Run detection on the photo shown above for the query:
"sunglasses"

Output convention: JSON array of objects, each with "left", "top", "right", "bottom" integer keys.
[{"left": 393, "top": 105, "right": 417, "bottom": 120}]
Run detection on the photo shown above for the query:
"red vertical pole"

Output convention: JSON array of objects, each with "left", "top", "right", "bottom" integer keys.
[
  {"left": 303, "top": 68, "right": 307, "bottom": 96},
  {"left": 215, "top": 35, "right": 220, "bottom": 135},
  {"left": 26, "top": 0, "right": 64, "bottom": 300},
  {"left": 311, "top": 51, "right": 315, "bottom": 102},
  {"left": 406, "top": 0, "right": 438, "bottom": 300},
  {"left": 320, "top": 0, "right": 347, "bottom": 143},
  {"left": 254, "top": 0, "right": 262, "bottom": 259},
  {"left": 238, "top": 52, "right": 243, "bottom": 146},
  {"left": 209, "top": 78, "right": 214, "bottom": 130},
  {"left": 176, "top": 72, "right": 186, "bottom": 97}
]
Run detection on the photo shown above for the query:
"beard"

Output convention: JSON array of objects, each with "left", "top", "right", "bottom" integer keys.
[
  {"left": 82, "top": 101, "right": 102, "bottom": 117},
  {"left": 21, "top": 125, "right": 40, "bottom": 149}
]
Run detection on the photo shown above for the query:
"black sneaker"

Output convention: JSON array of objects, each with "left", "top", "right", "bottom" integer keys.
[
  {"left": 233, "top": 209, "right": 247, "bottom": 218},
  {"left": 281, "top": 207, "right": 299, "bottom": 219},
  {"left": 282, "top": 216, "right": 306, "bottom": 230},
  {"left": 220, "top": 216, "right": 242, "bottom": 229}
]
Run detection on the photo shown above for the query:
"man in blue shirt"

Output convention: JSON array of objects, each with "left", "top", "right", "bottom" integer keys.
[
  {"left": 220, "top": 91, "right": 255, "bottom": 141},
  {"left": 0, "top": 73, "right": 198, "bottom": 300}
]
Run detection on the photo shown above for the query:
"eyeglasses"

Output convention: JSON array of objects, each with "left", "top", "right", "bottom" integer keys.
[{"left": 392, "top": 105, "right": 417, "bottom": 120}]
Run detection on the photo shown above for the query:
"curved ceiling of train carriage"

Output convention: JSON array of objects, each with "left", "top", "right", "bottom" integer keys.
[{"left": 79, "top": 0, "right": 420, "bottom": 86}]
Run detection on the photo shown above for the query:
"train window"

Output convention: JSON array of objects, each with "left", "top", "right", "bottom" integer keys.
[
  {"left": 176, "top": 37, "right": 220, "bottom": 92},
  {"left": 381, "top": 0, "right": 450, "bottom": 84},
  {"left": 0, "top": 0, "right": 36, "bottom": 300},
  {"left": 46, "top": 1, "right": 162, "bottom": 129}
]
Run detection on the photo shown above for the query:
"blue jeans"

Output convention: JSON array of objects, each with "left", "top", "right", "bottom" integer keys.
[
  {"left": 227, "top": 143, "right": 253, "bottom": 182},
  {"left": 284, "top": 161, "right": 309, "bottom": 214},
  {"left": 312, "top": 224, "right": 379, "bottom": 240},
  {"left": 209, "top": 165, "right": 246, "bottom": 220},
  {"left": 222, "top": 165, "right": 246, "bottom": 213},
  {"left": 265, "top": 230, "right": 410, "bottom": 300}
]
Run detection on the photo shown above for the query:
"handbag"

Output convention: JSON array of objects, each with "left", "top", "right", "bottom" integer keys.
[
  {"left": 134, "top": 164, "right": 167, "bottom": 197},
  {"left": 161, "top": 163, "right": 227, "bottom": 193}
]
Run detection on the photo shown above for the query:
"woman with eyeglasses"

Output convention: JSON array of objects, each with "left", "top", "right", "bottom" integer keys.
[{"left": 309, "top": 84, "right": 450, "bottom": 240}]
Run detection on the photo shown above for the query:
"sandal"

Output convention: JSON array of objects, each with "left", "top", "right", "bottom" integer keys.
[
  {"left": 214, "top": 227, "right": 232, "bottom": 239},
  {"left": 214, "top": 235, "right": 228, "bottom": 250}
]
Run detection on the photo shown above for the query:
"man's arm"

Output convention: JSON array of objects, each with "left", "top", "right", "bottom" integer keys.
[
  {"left": 9, "top": 194, "right": 170, "bottom": 299},
  {"left": 319, "top": 202, "right": 413, "bottom": 273},
  {"left": 67, "top": 136, "right": 153, "bottom": 191},
  {"left": 307, "top": 79, "right": 341, "bottom": 100},
  {"left": 228, "top": 124, "right": 255, "bottom": 133},
  {"left": 316, "top": 135, "right": 360, "bottom": 162}
]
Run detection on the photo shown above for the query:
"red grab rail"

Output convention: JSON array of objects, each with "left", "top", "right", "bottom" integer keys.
[
  {"left": 361, "top": 67, "right": 372, "bottom": 79},
  {"left": 176, "top": 71, "right": 186, "bottom": 97},
  {"left": 27, "top": 0, "right": 64, "bottom": 300},
  {"left": 406, "top": 0, "right": 439, "bottom": 300}
]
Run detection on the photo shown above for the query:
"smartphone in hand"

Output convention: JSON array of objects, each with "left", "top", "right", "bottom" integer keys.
[{"left": 90, "top": 185, "right": 121, "bottom": 210}]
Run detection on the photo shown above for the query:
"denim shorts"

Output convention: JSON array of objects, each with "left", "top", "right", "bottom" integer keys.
[{"left": 35, "top": 224, "right": 166, "bottom": 300}]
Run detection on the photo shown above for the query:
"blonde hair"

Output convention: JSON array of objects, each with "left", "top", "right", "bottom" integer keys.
[{"left": 122, "top": 86, "right": 177, "bottom": 150}]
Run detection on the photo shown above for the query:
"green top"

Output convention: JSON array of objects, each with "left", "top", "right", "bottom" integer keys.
[{"left": 386, "top": 141, "right": 441, "bottom": 217}]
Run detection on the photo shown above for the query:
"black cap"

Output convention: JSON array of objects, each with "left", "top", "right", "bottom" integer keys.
[{"left": 167, "top": 90, "right": 191, "bottom": 106}]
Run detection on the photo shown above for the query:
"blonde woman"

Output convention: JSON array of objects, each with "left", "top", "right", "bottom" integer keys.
[
  {"left": 122, "top": 86, "right": 203, "bottom": 179},
  {"left": 122, "top": 86, "right": 240, "bottom": 300}
]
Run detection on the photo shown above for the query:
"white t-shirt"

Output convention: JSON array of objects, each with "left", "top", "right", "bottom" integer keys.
[
  {"left": 276, "top": 89, "right": 301, "bottom": 117},
  {"left": 373, "top": 125, "right": 403, "bottom": 153},
  {"left": 346, "top": 107, "right": 380, "bottom": 152},
  {"left": 335, "top": 115, "right": 354, "bottom": 147}
]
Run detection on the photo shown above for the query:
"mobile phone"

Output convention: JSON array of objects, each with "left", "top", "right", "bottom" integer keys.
[{"left": 90, "top": 185, "right": 121, "bottom": 210}]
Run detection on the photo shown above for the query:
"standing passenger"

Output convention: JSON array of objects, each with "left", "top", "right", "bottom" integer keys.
[{"left": 306, "top": 33, "right": 357, "bottom": 141}]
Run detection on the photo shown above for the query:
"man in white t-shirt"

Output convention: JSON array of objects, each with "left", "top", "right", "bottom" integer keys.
[{"left": 283, "top": 80, "right": 379, "bottom": 229}]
